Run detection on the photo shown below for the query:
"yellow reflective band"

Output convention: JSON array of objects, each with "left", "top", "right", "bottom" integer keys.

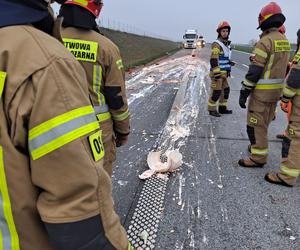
[
  {"left": 29, "top": 106, "right": 95, "bottom": 140},
  {"left": 116, "top": 59, "right": 124, "bottom": 70},
  {"left": 212, "top": 47, "right": 220, "bottom": 55},
  {"left": 208, "top": 101, "right": 217, "bottom": 107},
  {"left": 293, "top": 51, "right": 300, "bottom": 63},
  {"left": 29, "top": 106, "right": 100, "bottom": 160},
  {"left": 63, "top": 38, "right": 98, "bottom": 63},
  {"left": 96, "top": 112, "right": 111, "bottom": 122},
  {"left": 251, "top": 147, "right": 268, "bottom": 156},
  {"left": 255, "top": 84, "right": 284, "bottom": 90},
  {"left": 0, "top": 146, "right": 20, "bottom": 250},
  {"left": 243, "top": 79, "right": 256, "bottom": 87},
  {"left": 112, "top": 109, "right": 130, "bottom": 121},
  {"left": 219, "top": 102, "right": 227, "bottom": 106},
  {"left": 253, "top": 48, "right": 267, "bottom": 59},
  {"left": 280, "top": 165, "right": 300, "bottom": 177},
  {"left": 128, "top": 242, "right": 132, "bottom": 250},
  {"left": 93, "top": 65, "right": 103, "bottom": 105},
  {"left": 283, "top": 87, "right": 297, "bottom": 98},
  {"left": 73, "top": 0, "right": 88, "bottom": 6},
  {"left": 274, "top": 40, "right": 291, "bottom": 53},
  {"left": 263, "top": 54, "right": 274, "bottom": 79},
  {"left": 0, "top": 71, "right": 6, "bottom": 99},
  {"left": 212, "top": 67, "right": 221, "bottom": 73},
  {"left": 88, "top": 130, "right": 104, "bottom": 161},
  {"left": 249, "top": 117, "right": 258, "bottom": 125}
]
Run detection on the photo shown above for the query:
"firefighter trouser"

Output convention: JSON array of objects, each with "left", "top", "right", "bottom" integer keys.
[
  {"left": 208, "top": 76, "right": 229, "bottom": 112},
  {"left": 279, "top": 122, "right": 300, "bottom": 186},
  {"left": 102, "top": 120, "right": 116, "bottom": 177},
  {"left": 247, "top": 96, "right": 277, "bottom": 164},
  {"left": 45, "top": 215, "right": 116, "bottom": 250}
]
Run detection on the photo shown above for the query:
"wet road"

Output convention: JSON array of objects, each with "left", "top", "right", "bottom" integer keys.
[{"left": 112, "top": 48, "right": 300, "bottom": 250}]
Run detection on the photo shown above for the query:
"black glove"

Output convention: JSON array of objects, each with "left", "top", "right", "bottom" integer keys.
[
  {"left": 115, "top": 132, "right": 129, "bottom": 147},
  {"left": 239, "top": 87, "right": 252, "bottom": 109},
  {"left": 230, "top": 61, "right": 236, "bottom": 66}
]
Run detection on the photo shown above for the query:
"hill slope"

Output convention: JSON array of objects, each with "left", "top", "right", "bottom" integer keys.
[{"left": 100, "top": 28, "right": 180, "bottom": 68}]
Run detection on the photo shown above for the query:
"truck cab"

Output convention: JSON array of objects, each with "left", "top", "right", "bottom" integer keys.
[{"left": 183, "top": 29, "right": 198, "bottom": 49}]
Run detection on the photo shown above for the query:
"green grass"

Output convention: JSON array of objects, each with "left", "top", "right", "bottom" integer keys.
[{"left": 99, "top": 28, "right": 181, "bottom": 69}]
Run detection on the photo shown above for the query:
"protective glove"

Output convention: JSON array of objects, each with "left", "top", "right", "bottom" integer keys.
[
  {"left": 115, "top": 133, "right": 129, "bottom": 147},
  {"left": 239, "top": 86, "right": 252, "bottom": 109}
]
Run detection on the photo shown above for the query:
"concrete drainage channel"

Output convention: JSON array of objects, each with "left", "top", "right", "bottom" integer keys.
[{"left": 127, "top": 63, "right": 206, "bottom": 249}]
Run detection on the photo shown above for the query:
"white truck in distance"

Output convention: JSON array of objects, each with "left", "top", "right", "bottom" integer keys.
[{"left": 183, "top": 29, "right": 198, "bottom": 49}]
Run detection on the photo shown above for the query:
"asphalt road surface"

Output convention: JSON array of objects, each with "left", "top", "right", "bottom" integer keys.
[{"left": 111, "top": 47, "right": 300, "bottom": 250}]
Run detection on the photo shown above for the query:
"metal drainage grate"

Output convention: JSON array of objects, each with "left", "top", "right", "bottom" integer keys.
[{"left": 127, "top": 176, "right": 168, "bottom": 249}]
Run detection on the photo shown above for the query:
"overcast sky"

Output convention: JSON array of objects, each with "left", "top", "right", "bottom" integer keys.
[{"left": 52, "top": 1, "right": 299, "bottom": 44}]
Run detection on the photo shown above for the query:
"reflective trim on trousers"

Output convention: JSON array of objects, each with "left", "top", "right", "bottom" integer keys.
[
  {"left": 280, "top": 165, "right": 300, "bottom": 177},
  {"left": 251, "top": 147, "right": 268, "bottom": 156}
]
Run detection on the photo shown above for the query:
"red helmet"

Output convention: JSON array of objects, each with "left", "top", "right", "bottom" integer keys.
[
  {"left": 258, "top": 2, "right": 283, "bottom": 28},
  {"left": 64, "top": 0, "right": 103, "bottom": 17},
  {"left": 278, "top": 25, "right": 286, "bottom": 34},
  {"left": 216, "top": 21, "right": 231, "bottom": 33}
]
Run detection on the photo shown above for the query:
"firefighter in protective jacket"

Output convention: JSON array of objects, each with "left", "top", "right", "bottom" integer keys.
[
  {"left": 0, "top": 0, "right": 129, "bottom": 249},
  {"left": 207, "top": 21, "right": 235, "bottom": 117},
  {"left": 59, "top": 0, "right": 130, "bottom": 177},
  {"left": 238, "top": 2, "right": 291, "bottom": 168},
  {"left": 265, "top": 45, "right": 300, "bottom": 187}
]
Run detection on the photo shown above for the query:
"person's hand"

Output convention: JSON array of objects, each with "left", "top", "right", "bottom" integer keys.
[
  {"left": 239, "top": 86, "right": 252, "bottom": 109},
  {"left": 115, "top": 133, "right": 128, "bottom": 147}
]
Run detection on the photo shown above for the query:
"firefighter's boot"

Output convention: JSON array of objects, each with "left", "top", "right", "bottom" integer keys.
[
  {"left": 209, "top": 111, "right": 221, "bottom": 117},
  {"left": 219, "top": 106, "right": 233, "bottom": 114},
  {"left": 264, "top": 171, "right": 294, "bottom": 187},
  {"left": 238, "top": 158, "right": 265, "bottom": 168}
]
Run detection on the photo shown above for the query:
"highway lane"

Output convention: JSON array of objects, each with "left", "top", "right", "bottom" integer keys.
[{"left": 112, "top": 47, "right": 299, "bottom": 249}]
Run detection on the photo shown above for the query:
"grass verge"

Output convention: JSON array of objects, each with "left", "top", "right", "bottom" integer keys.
[{"left": 99, "top": 28, "right": 180, "bottom": 70}]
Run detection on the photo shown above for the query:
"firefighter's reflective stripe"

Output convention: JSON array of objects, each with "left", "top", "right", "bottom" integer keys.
[
  {"left": 293, "top": 51, "right": 300, "bottom": 63},
  {"left": 0, "top": 71, "right": 6, "bottom": 98},
  {"left": 253, "top": 48, "right": 268, "bottom": 59},
  {"left": 251, "top": 147, "right": 268, "bottom": 156},
  {"left": 94, "top": 105, "right": 109, "bottom": 114},
  {"left": 255, "top": 78, "right": 284, "bottom": 90},
  {"left": 112, "top": 109, "right": 130, "bottom": 121},
  {"left": 274, "top": 40, "right": 291, "bottom": 53},
  {"left": 116, "top": 59, "right": 124, "bottom": 70},
  {"left": 92, "top": 66, "right": 111, "bottom": 122},
  {"left": 128, "top": 243, "right": 132, "bottom": 250},
  {"left": 264, "top": 54, "right": 274, "bottom": 79},
  {"left": 0, "top": 146, "right": 20, "bottom": 250},
  {"left": 93, "top": 65, "right": 104, "bottom": 105},
  {"left": 283, "top": 87, "right": 297, "bottom": 98},
  {"left": 94, "top": 105, "right": 111, "bottom": 122},
  {"left": 72, "top": 0, "right": 88, "bottom": 6},
  {"left": 280, "top": 165, "right": 300, "bottom": 177},
  {"left": 208, "top": 100, "right": 217, "bottom": 107},
  {"left": 212, "top": 67, "right": 221, "bottom": 73},
  {"left": 63, "top": 38, "right": 98, "bottom": 63},
  {"left": 219, "top": 102, "right": 227, "bottom": 106},
  {"left": 28, "top": 106, "right": 99, "bottom": 160},
  {"left": 243, "top": 79, "right": 256, "bottom": 88}
]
